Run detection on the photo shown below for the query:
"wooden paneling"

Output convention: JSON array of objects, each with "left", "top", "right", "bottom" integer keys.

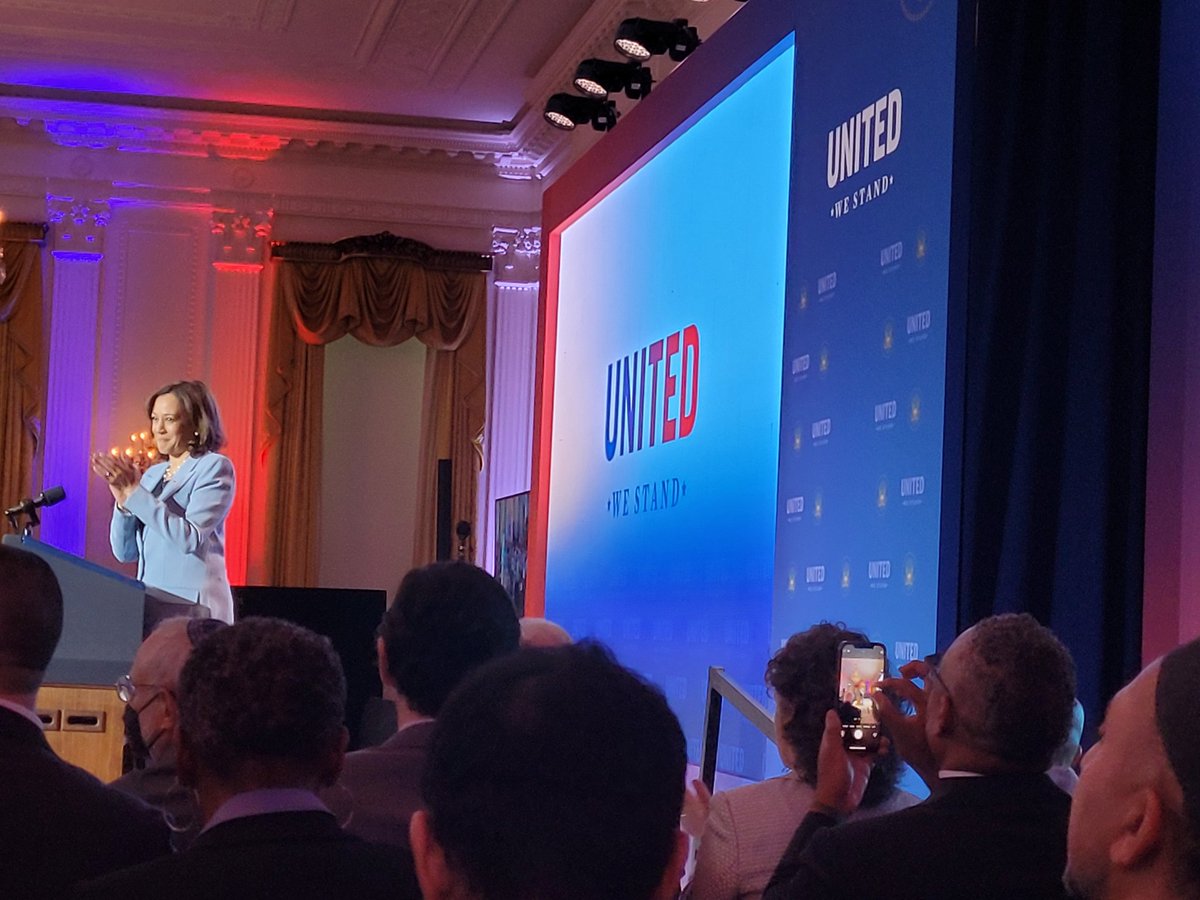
[{"left": 37, "top": 683, "right": 126, "bottom": 783}]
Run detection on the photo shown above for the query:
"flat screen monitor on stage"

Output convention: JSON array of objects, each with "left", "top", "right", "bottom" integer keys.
[{"left": 532, "top": 0, "right": 964, "bottom": 780}]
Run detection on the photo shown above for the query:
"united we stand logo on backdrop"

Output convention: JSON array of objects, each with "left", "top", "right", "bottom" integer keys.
[
  {"left": 603, "top": 325, "right": 699, "bottom": 519},
  {"left": 826, "top": 89, "right": 903, "bottom": 219}
]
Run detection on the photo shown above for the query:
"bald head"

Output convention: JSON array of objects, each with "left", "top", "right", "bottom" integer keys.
[
  {"left": 0, "top": 545, "right": 63, "bottom": 697},
  {"left": 1064, "top": 649, "right": 1200, "bottom": 900},
  {"left": 131, "top": 618, "right": 201, "bottom": 693},
  {"left": 520, "top": 617, "right": 573, "bottom": 649}
]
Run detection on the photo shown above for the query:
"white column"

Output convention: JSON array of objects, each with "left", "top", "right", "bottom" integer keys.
[
  {"left": 208, "top": 210, "right": 271, "bottom": 587},
  {"left": 40, "top": 197, "right": 110, "bottom": 554},
  {"left": 479, "top": 226, "right": 541, "bottom": 574}
]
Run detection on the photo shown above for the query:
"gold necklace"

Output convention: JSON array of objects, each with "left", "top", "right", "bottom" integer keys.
[{"left": 163, "top": 460, "right": 185, "bottom": 481}]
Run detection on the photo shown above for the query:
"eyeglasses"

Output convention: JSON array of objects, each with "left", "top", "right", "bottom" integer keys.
[
  {"left": 115, "top": 673, "right": 164, "bottom": 704},
  {"left": 924, "top": 663, "right": 954, "bottom": 703}
]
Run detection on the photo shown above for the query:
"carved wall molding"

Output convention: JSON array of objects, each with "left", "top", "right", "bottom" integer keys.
[
  {"left": 11, "top": 169, "right": 531, "bottom": 243},
  {"left": 11, "top": 112, "right": 528, "bottom": 173},
  {"left": 211, "top": 209, "right": 273, "bottom": 266},
  {"left": 46, "top": 195, "right": 111, "bottom": 255},
  {"left": 272, "top": 195, "right": 526, "bottom": 232},
  {"left": 491, "top": 225, "right": 541, "bottom": 284}
]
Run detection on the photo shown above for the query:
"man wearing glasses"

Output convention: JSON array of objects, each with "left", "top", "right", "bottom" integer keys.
[
  {"left": 0, "top": 544, "right": 169, "bottom": 898},
  {"left": 764, "top": 613, "right": 1077, "bottom": 900},
  {"left": 111, "top": 616, "right": 226, "bottom": 848}
]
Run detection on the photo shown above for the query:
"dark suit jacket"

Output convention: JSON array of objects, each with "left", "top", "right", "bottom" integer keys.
[
  {"left": 111, "top": 749, "right": 202, "bottom": 850},
  {"left": 763, "top": 773, "right": 1071, "bottom": 900},
  {"left": 0, "top": 705, "right": 171, "bottom": 899},
  {"left": 334, "top": 720, "right": 435, "bottom": 848},
  {"left": 74, "top": 810, "right": 421, "bottom": 900}
]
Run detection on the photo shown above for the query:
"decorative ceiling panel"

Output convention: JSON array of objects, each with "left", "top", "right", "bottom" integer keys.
[
  {"left": 0, "top": 0, "right": 740, "bottom": 179},
  {"left": 0, "top": 0, "right": 295, "bottom": 32}
]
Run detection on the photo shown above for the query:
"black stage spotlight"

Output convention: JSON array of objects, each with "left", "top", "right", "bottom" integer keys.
[
  {"left": 572, "top": 59, "right": 653, "bottom": 100},
  {"left": 614, "top": 18, "right": 701, "bottom": 63},
  {"left": 543, "top": 93, "right": 619, "bottom": 132}
]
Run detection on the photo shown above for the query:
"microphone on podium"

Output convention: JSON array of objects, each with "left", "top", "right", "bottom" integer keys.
[
  {"left": 4, "top": 486, "right": 67, "bottom": 518},
  {"left": 4, "top": 486, "right": 66, "bottom": 533}
]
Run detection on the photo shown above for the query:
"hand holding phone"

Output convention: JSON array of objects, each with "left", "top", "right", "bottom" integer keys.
[{"left": 836, "top": 641, "right": 887, "bottom": 752}]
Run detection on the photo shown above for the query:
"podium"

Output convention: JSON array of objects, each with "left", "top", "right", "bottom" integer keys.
[{"left": 2, "top": 535, "right": 208, "bottom": 779}]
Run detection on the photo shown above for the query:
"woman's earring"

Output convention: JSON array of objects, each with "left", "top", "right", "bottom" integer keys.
[{"left": 162, "top": 779, "right": 201, "bottom": 845}]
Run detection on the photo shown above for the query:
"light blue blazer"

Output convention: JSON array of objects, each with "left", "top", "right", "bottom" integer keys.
[{"left": 109, "top": 452, "right": 236, "bottom": 623}]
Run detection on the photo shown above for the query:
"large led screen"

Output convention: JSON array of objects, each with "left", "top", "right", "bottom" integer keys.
[
  {"left": 537, "top": 0, "right": 962, "bottom": 782},
  {"left": 543, "top": 38, "right": 795, "bottom": 776}
]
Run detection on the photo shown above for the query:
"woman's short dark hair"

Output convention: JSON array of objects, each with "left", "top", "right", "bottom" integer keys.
[
  {"left": 765, "top": 622, "right": 903, "bottom": 807},
  {"left": 146, "top": 380, "right": 226, "bottom": 454}
]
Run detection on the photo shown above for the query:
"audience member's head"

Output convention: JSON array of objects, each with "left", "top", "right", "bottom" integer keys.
[
  {"left": 0, "top": 544, "right": 63, "bottom": 700},
  {"left": 926, "top": 612, "right": 1076, "bottom": 774},
  {"left": 518, "top": 617, "right": 572, "bottom": 649},
  {"left": 766, "top": 622, "right": 903, "bottom": 807},
  {"left": 377, "top": 562, "right": 519, "bottom": 719},
  {"left": 122, "top": 617, "right": 225, "bottom": 767},
  {"left": 1064, "top": 636, "right": 1200, "bottom": 900},
  {"left": 411, "top": 642, "right": 688, "bottom": 900},
  {"left": 176, "top": 617, "right": 347, "bottom": 801}
]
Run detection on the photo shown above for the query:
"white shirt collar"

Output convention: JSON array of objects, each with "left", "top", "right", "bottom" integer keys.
[{"left": 0, "top": 697, "right": 47, "bottom": 731}]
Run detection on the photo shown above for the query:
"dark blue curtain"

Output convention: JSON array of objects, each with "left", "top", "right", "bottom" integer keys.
[{"left": 957, "top": 0, "right": 1160, "bottom": 733}]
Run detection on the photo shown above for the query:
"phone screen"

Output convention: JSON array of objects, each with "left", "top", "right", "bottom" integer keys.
[{"left": 837, "top": 642, "right": 887, "bottom": 751}]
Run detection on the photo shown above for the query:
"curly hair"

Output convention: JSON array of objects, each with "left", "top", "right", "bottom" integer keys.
[
  {"left": 177, "top": 617, "right": 346, "bottom": 780},
  {"left": 953, "top": 613, "right": 1076, "bottom": 771},
  {"left": 765, "top": 622, "right": 903, "bottom": 807},
  {"left": 146, "top": 380, "right": 226, "bottom": 454}
]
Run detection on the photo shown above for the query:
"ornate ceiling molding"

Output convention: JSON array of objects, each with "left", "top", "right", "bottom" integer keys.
[
  {"left": 0, "top": 0, "right": 739, "bottom": 182},
  {"left": 1, "top": 0, "right": 297, "bottom": 35}
]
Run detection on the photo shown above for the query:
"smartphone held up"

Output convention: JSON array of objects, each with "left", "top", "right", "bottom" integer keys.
[{"left": 836, "top": 641, "right": 887, "bottom": 752}]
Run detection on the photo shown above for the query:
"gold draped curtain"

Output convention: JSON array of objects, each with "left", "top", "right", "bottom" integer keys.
[
  {"left": 0, "top": 225, "right": 47, "bottom": 520},
  {"left": 264, "top": 237, "right": 488, "bottom": 586}
]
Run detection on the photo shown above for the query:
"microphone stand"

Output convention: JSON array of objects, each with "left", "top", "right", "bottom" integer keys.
[
  {"left": 455, "top": 520, "right": 472, "bottom": 562},
  {"left": 4, "top": 504, "right": 39, "bottom": 538},
  {"left": 5, "top": 487, "right": 65, "bottom": 537}
]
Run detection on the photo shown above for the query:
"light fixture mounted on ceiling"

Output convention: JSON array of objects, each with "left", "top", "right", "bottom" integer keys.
[
  {"left": 614, "top": 18, "right": 702, "bottom": 63},
  {"left": 572, "top": 59, "right": 654, "bottom": 100},
  {"left": 543, "top": 93, "right": 619, "bottom": 132}
]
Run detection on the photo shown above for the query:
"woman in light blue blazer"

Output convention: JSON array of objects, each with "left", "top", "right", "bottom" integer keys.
[{"left": 91, "top": 381, "right": 236, "bottom": 623}]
